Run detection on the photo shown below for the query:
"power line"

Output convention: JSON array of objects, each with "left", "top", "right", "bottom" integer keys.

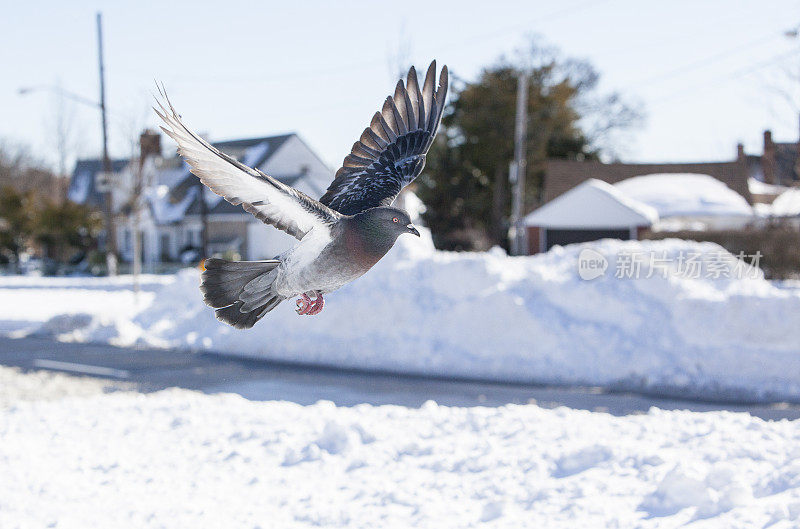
[
  {"left": 647, "top": 47, "right": 799, "bottom": 108},
  {"left": 170, "top": 0, "right": 613, "bottom": 86},
  {"left": 438, "top": 0, "right": 615, "bottom": 53},
  {"left": 634, "top": 31, "right": 782, "bottom": 87}
]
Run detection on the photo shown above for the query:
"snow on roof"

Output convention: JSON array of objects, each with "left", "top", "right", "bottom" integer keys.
[
  {"left": 770, "top": 188, "right": 800, "bottom": 217},
  {"left": 614, "top": 173, "right": 752, "bottom": 218},
  {"left": 156, "top": 165, "right": 191, "bottom": 189},
  {"left": 67, "top": 158, "right": 128, "bottom": 205},
  {"left": 748, "top": 177, "right": 789, "bottom": 196},
  {"left": 241, "top": 141, "right": 271, "bottom": 167},
  {"left": 525, "top": 179, "right": 658, "bottom": 229},
  {"left": 147, "top": 185, "right": 198, "bottom": 225},
  {"left": 67, "top": 168, "right": 92, "bottom": 203}
]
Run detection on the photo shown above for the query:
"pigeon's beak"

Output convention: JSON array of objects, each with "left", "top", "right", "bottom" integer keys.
[{"left": 407, "top": 223, "right": 420, "bottom": 237}]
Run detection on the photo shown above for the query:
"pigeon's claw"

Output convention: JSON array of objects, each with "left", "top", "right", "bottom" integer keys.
[
  {"left": 295, "top": 292, "right": 325, "bottom": 316},
  {"left": 307, "top": 293, "right": 325, "bottom": 315},
  {"left": 295, "top": 293, "right": 313, "bottom": 315}
]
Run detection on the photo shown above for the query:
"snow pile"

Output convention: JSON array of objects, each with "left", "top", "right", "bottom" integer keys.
[
  {"left": 0, "top": 275, "right": 169, "bottom": 335},
  {"left": 11, "top": 234, "right": 800, "bottom": 401},
  {"left": 614, "top": 173, "right": 753, "bottom": 218},
  {"left": 1, "top": 373, "right": 798, "bottom": 528}
]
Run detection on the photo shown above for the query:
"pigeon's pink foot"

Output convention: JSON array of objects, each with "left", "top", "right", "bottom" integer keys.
[
  {"left": 295, "top": 293, "right": 313, "bottom": 315},
  {"left": 307, "top": 293, "right": 325, "bottom": 315},
  {"left": 295, "top": 292, "right": 324, "bottom": 315}
]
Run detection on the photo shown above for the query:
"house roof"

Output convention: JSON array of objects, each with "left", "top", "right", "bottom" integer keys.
[
  {"left": 770, "top": 188, "right": 800, "bottom": 217},
  {"left": 67, "top": 158, "right": 129, "bottom": 206},
  {"left": 614, "top": 173, "right": 753, "bottom": 218},
  {"left": 748, "top": 176, "right": 789, "bottom": 196},
  {"left": 169, "top": 133, "right": 295, "bottom": 199},
  {"left": 180, "top": 172, "right": 306, "bottom": 218},
  {"left": 525, "top": 179, "right": 658, "bottom": 229},
  {"left": 542, "top": 158, "right": 751, "bottom": 205},
  {"left": 212, "top": 133, "right": 293, "bottom": 153},
  {"left": 773, "top": 142, "right": 799, "bottom": 185}
]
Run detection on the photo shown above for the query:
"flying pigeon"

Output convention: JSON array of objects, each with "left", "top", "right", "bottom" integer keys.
[{"left": 155, "top": 61, "right": 448, "bottom": 328}]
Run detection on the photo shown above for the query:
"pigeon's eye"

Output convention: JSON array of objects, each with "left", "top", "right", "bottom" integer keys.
[{"left": 392, "top": 217, "right": 399, "bottom": 223}]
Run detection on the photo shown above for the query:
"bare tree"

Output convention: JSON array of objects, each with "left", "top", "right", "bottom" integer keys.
[
  {"left": 386, "top": 22, "right": 413, "bottom": 82},
  {"left": 46, "top": 83, "right": 85, "bottom": 179}
]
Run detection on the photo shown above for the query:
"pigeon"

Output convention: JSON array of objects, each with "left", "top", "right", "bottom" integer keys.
[{"left": 155, "top": 60, "right": 448, "bottom": 329}]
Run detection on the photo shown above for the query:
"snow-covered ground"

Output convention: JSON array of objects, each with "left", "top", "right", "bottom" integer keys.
[
  {"left": 0, "top": 274, "right": 170, "bottom": 334},
  {"left": 3, "top": 234, "right": 800, "bottom": 401},
  {"left": 1, "top": 366, "right": 798, "bottom": 529}
]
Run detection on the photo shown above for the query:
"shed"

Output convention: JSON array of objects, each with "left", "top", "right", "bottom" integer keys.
[{"left": 524, "top": 179, "right": 658, "bottom": 254}]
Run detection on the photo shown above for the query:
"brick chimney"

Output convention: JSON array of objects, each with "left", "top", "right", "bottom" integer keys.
[
  {"left": 139, "top": 129, "right": 162, "bottom": 161},
  {"left": 762, "top": 130, "right": 776, "bottom": 184}
]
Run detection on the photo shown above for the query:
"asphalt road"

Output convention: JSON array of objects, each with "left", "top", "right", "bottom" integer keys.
[{"left": 1, "top": 336, "right": 799, "bottom": 420}]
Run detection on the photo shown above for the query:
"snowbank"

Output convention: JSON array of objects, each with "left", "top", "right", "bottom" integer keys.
[
  {"left": 9, "top": 234, "right": 800, "bottom": 401},
  {"left": 0, "top": 274, "right": 170, "bottom": 334},
  {"left": 1, "top": 370, "right": 798, "bottom": 528}
]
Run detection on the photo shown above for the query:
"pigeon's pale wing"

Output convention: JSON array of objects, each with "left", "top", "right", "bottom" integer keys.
[
  {"left": 320, "top": 61, "right": 448, "bottom": 215},
  {"left": 155, "top": 90, "right": 341, "bottom": 241}
]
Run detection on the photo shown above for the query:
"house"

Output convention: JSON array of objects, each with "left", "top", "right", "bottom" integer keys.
[
  {"left": 522, "top": 125, "right": 800, "bottom": 253},
  {"left": 69, "top": 131, "right": 334, "bottom": 266},
  {"left": 542, "top": 154, "right": 752, "bottom": 205},
  {"left": 542, "top": 127, "right": 800, "bottom": 208},
  {"left": 524, "top": 179, "right": 657, "bottom": 253},
  {"left": 67, "top": 158, "right": 129, "bottom": 207}
]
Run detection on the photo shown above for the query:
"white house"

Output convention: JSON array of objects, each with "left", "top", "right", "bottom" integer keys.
[
  {"left": 70, "top": 132, "right": 334, "bottom": 267},
  {"left": 524, "top": 179, "right": 658, "bottom": 254}
]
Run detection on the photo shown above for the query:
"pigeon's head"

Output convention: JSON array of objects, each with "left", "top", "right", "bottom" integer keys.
[{"left": 355, "top": 207, "right": 420, "bottom": 240}]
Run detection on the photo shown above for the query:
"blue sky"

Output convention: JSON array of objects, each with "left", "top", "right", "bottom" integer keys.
[{"left": 2, "top": 0, "right": 799, "bottom": 172}]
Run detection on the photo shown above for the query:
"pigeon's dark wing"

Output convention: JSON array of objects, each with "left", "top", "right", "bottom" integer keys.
[
  {"left": 155, "top": 89, "right": 342, "bottom": 241},
  {"left": 320, "top": 61, "right": 448, "bottom": 215}
]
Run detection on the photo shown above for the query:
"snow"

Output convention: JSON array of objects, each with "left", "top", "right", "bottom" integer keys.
[
  {"left": 748, "top": 176, "right": 789, "bottom": 196},
  {"left": 66, "top": 169, "right": 92, "bottom": 203},
  {"left": 241, "top": 140, "right": 271, "bottom": 167},
  {"left": 147, "top": 185, "right": 197, "bottom": 225},
  {"left": 614, "top": 173, "right": 753, "bottom": 218},
  {"left": 1, "top": 366, "right": 799, "bottom": 529},
  {"left": 525, "top": 179, "right": 658, "bottom": 228},
  {"left": 155, "top": 164, "right": 191, "bottom": 188},
  {"left": 4, "top": 235, "right": 800, "bottom": 401},
  {"left": 0, "top": 275, "right": 170, "bottom": 334},
  {"left": 771, "top": 188, "right": 800, "bottom": 217}
]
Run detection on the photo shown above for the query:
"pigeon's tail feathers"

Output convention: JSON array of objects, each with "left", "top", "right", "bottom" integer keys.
[{"left": 200, "top": 258, "right": 286, "bottom": 329}]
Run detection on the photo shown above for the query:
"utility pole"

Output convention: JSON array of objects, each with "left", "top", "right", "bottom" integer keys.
[
  {"left": 509, "top": 71, "right": 529, "bottom": 256},
  {"left": 198, "top": 179, "right": 208, "bottom": 258},
  {"left": 97, "top": 12, "right": 117, "bottom": 275}
]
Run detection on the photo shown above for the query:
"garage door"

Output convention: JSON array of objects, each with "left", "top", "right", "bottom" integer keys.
[{"left": 544, "top": 228, "right": 631, "bottom": 251}]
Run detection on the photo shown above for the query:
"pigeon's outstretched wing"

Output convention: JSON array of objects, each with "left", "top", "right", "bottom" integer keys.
[
  {"left": 319, "top": 61, "right": 448, "bottom": 215},
  {"left": 155, "top": 89, "right": 342, "bottom": 240}
]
